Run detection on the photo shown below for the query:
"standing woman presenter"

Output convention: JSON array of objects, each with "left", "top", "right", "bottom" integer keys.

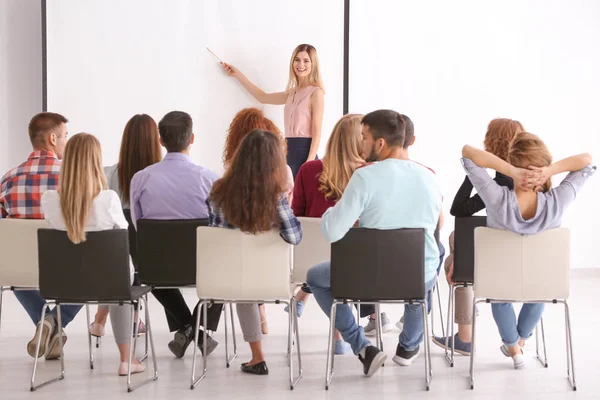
[{"left": 222, "top": 44, "right": 325, "bottom": 179}]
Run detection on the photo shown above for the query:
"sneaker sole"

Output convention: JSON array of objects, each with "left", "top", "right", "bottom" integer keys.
[
  {"left": 45, "top": 333, "right": 67, "bottom": 360},
  {"left": 27, "top": 321, "right": 53, "bottom": 358},
  {"left": 364, "top": 323, "right": 395, "bottom": 337},
  {"left": 392, "top": 348, "right": 421, "bottom": 366},
  {"left": 431, "top": 338, "right": 471, "bottom": 356},
  {"left": 168, "top": 331, "right": 192, "bottom": 358},
  {"left": 365, "top": 352, "right": 388, "bottom": 377}
]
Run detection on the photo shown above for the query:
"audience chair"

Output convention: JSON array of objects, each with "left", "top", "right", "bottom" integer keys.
[
  {"left": 33, "top": 229, "right": 158, "bottom": 393},
  {"left": 191, "top": 227, "right": 302, "bottom": 390},
  {"left": 327, "top": 228, "right": 432, "bottom": 391},
  {"left": 0, "top": 219, "right": 50, "bottom": 335},
  {"left": 444, "top": 216, "right": 486, "bottom": 366},
  {"left": 136, "top": 218, "right": 237, "bottom": 367},
  {"left": 469, "top": 227, "right": 575, "bottom": 391}
]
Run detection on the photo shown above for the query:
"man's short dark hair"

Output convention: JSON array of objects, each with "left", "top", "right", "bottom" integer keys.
[
  {"left": 158, "top": 111, "right": 193, "bottom": 152},
  {"left": 361, "top": 110, "right": 406, "bottom": 147},
  {"left": 28, "top": 112, "right": 68, "bottom": 146},
  {"left": 400, "top": 114, "right": 414, "bottom": 148}
]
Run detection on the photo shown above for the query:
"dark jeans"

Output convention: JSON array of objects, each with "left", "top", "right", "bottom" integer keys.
[{"left": 152, "top": 288, "right": 222, "bottom": 333}]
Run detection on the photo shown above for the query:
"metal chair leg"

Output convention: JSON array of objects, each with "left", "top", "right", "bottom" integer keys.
[
  {"left": 140, "top": 296, "right": 149, "bottom": 362},
  {"left": 444, "top": 284, "right": 456, "bottom": 367},
  {"left": 375, "top": 303, "right": 383, "bottom": 351},
  {"left": 191, "top": 301, "right": 208, "bottom": 389},
  {"left": 85, "top": 304, "right": 94, "bottom": 369},
  {"left": 422, "top": 302, "right": 432, "bottom": 390},
  {"left": 288, "top": 298, "right": 303, "bottom": 390},
  {"left": 563, "top": 301, "right": 577, "bottom": 391},
  {"left": 325, "top": 301, "right": 338, "bottom": 390},
  {"left": 223, "top": 303, "right": 238, "bottom": 368},
  {"left": 433, "top": 279, "right": 446, "bottom": 338},
  {"left": 535, "top": 317, "right": 548, "bottom": 368},
  {"left": 469, "top": 300, "right": 481, "bottom": 390},
  {"left": 30, "top": 302, "right": 65, "bottom": 391},
  {"left": 127, "top": 297, "right": 158, "bottom": 392}
]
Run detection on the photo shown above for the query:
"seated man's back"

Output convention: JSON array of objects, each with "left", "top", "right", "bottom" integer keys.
[
  {"left": 323, "top": 158, "right": 442, "bottom": 282},
  {"left": 130, "top": 153, "right": 217, "bottom": 222}
]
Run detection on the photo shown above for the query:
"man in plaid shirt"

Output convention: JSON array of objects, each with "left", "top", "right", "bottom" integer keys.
[{"left": 0, "top": 112, "right": 82, "bottom": 360}]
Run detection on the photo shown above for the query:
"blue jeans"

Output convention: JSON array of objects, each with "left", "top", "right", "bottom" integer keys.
[
  {"left": 307, "top": 261, "right": 371, "bottom": 355},
  {"left": 491, "top": 303, "right": 545, "bottom": 346},
  {"left": 399, "top": 277, "right": 436, "bottom": 351},
  {"left": 14, "top": 290, "right": 81, "bottom": 328}
]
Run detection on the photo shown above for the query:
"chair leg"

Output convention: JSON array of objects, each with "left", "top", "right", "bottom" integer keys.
[
  {"left": 127, "top": 297, "right": 158, "bottom": 392},
  {"left": 469, "top": 300, "right": 480, "bottom": 390},
  {"left": 325, "top": 301, "right": 338, "bottom": 390},
  {"left": 375, "top": 303, "right": 383, "bottom": 351},
  {"left": 422, "top": 301, "right": 432, "bottom": 391},
  {"left": 223, "top": 303, "right": 238, "bottom": 368},
  {"left": 85, "top": 304, "right": 94, "bottom": 369},
  {"left": 563, "top": 301, "right": 577, "bottom": 391},
  {"left": 288, "top": 298, "right": 303, "bottom": 390},
  {"left": 444, "top": 285, "right": 456, "bottom": 367},
  {"left": 30, "top": 302, "right": 65, "bottom": 391},
  {"left": 434, "top": 279, "right": 446, "bottom": 338},
  {"left": 535, "top": 317, "right": 548, "bottom": 368},
  {"left": 191, "top": 301, "right": 208, "bottom": 389}
]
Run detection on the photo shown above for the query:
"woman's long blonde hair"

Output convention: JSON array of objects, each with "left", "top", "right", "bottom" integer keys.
[
  {"left": 319, "top": 114, "right": 365, "bottom": 200},
  {"left": 59, "top": 133, "right": 107, "bottom": 244},
  {"left": 507, "top": 132, "right": 553, "bottom": 193},
  {"left": 286, "top": 44, "right": 324, "bottom": 92}
]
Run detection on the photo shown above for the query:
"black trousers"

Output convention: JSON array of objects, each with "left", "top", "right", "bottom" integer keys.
[
  {"left": 152, "top": 288, "right": 222, "bottom": 333},
  {"left": 286, "top": 137, "right": 315, "bottom": 179}
]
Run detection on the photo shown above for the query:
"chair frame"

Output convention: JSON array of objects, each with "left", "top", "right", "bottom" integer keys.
[
  {"left": 326, "top": 299, "right": 432, "bottom": 391},
  {"left": 469, "top": 298, "right": 574, "bottom": 390},
  {"left": 30, "top": 295, "right": 158, "bottom": 392},
  {"left": 191, "top": 298, "right": 302, "bottom": 390}
]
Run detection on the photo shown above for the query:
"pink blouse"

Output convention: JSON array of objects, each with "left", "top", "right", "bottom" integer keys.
[{"left": 283, "top": 86, "right": 319, "bottom": 138}]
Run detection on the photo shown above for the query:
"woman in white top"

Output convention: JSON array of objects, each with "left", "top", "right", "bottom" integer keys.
[
  {"left": 221, "top": 44, "right": 325, "bottom": 179},
  {"left": 41, "top": 133, "right": 145, "bottom": 376}
]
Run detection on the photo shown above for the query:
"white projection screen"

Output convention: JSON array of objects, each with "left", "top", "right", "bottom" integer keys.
[
  {"left": 349, "top": 0, "right": 600, "bottom": 268},
  {"left": 45, "top": 0, "right": 344, "bottom": 175}
]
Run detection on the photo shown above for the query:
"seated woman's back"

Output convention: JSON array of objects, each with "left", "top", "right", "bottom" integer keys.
[{"left": 462, "top": 132, "right": 595, "bottom": 234}]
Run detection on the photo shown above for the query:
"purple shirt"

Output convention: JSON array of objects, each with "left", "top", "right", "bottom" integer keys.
[{"left": 130, "top": 152, "right": 219, "bottom": 227}]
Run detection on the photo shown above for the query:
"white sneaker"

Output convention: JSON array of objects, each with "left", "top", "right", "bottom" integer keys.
[
  {"left": 364, "top": 312, "right": 394, "bottom": 336},
  {"left": 512, "top": 353, "right": 527, "bottom": 369}
]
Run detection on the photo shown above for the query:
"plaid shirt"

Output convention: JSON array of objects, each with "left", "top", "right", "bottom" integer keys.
[
  {"left": 207, "top": 194, "right": 302, "bottom": 245},
  {"left": 0, "top": 151, "right": 61, "bottom": 219}
]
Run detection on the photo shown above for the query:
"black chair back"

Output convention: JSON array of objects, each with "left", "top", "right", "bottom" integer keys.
[
  {"left": 137, "top": 219, "right": 208, "bottom": 287},
  {"left": 123, "top": 209, "right": 138, "bottom": 269},
  {"left": 38, "top": 229, "right": 133, "bottom": 302},
  {"left": 331, "top": 228, "right": 425, "bottom": 301},
  {"left": 453, "top": 216, "right": 487, "bottom": 283}
]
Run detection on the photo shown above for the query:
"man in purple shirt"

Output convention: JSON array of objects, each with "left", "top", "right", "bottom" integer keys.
[{"left": 130, "top": 111, "right": 221, "bottom": 358}]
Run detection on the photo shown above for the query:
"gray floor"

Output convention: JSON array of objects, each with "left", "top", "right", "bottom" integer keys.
[{"left": 1, "top": 269, "right": 598, "bottom": 400}]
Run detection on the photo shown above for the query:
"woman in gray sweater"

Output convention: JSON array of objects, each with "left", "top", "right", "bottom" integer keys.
[{"left": 462, "top": 132, "right": 594, "bottom": 369}]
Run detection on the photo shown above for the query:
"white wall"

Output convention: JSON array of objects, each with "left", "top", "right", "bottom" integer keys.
[
  {"left": 0, "top": 0, "right": 42, "bottom": 173},
  {"left": 45, "top": 0, "right": 344, "bottom": 175},
  {"left": 350, "top": 0, "right": 600, "bottom": 268}
]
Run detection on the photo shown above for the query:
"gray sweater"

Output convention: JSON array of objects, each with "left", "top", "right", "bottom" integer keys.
[{"left": 462, "top": 158, "right": 595, "bottom": 235}]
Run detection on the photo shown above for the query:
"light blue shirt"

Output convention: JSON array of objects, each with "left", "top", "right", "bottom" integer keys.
[
  {"left": 321, "top": 159, "right": 443, "bottom": 282},
  {"left": 130, "top": 153, "right": 219, "bottom": 228}
]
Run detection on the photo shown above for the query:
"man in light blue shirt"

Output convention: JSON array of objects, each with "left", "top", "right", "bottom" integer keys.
[{"left": 307, "top": 110, "right": 442, "bottom": 377}]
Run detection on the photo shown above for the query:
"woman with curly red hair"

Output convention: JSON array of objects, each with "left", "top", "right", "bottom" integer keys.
[{"left": 434, "top": 118, "right": 524, "bottom": 356}]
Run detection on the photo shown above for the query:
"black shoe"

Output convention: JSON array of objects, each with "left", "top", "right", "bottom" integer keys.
[
  {"left": 358, "top": 345, "right": 387, "bottom": 377},
  {"left": 392, "top": 343, "right": 420, "bottom": 366},
  {"left": 241, "top": 361, "right": 269, "bottom": 375},
  {"left": 196, "top": 333, "right": 219, "bottom": 356},
  {"left": 168, "top": 325, "right": 193, "bottom": 358}
]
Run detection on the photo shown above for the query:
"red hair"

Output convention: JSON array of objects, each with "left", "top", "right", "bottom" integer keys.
[{"left": 223, "top": 108, "right": 284, "bottom": 169}]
